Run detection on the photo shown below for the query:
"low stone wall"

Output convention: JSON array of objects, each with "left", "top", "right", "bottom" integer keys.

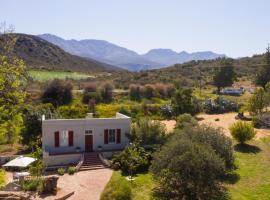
[{"left": 44, "top": 153, "right": 81, "bottom": 167}]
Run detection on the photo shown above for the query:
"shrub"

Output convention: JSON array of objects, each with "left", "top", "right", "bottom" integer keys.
[
  {"left": 42, "top": 79, "right": 73, "bottom": 107},
  {"left": 252, "top": 112, "right": 270, "bottom": 128},
  {"left": 230, "top": 121, "right": 256, "bottom": 144},
  {"left": 101, "top": 172, "right": 131, "bottom": 200},
  {"left": 0, "top": 169, "right": 6, "bottom": 189},
  {"left": 58, "top": 103, "right": 88, "bottom": 119},
  {"left": 22, "top": 178, "right": 44, "bottom": 192},
  {"left": 130, "top": 118, "right": 166, "bottom": 147},
  {"left": 100, "top": 82, "right": 114, "bottom": 103},
  {"left": 142, "top": 84, "right": 154, "bottom": 99},
  {"left": 175, "top": 113, "right": 198, "bottom": 130},
  {"left": 82, "top": 83, "right": 101, "bottom": 104},
  {"left": 68, "top": 167, "right": 76, "bottom": 175},
  {"left": 57, "top": 168, "right": 65, "bottom": 176},
  {"left": 171, "top": 87, "right": 200, "bottom": 116},
  {"left": 160, "top": 105, "right": 173, "bottom": 119},
  {"left": 175, "top": 125, "right": 234, "bottom": 169},
  {"left": 151, "top": 138, "right": 226, "bottom": 200},
  {"left": 129, "top": 84, "right": 141, "bottom": 101},
  {"left": 22, "top": 103, "right": 60, "bottom": 146},
  {"left": 111, "top": 144, "right": 151, "bottom": 175},
  {"left": 203, "top": 97, "right": 239, "bottom": 114}
]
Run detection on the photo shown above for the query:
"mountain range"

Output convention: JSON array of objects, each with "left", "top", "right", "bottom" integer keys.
[
  {"left": 38, "top": 34, "right": 226, "bottom": 71},
  {"left": 0, "top": 33, "right": 121, "bottom": 72}
]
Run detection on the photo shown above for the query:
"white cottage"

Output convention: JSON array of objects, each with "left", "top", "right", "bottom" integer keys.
[{"left": 42, "top": 113, "right": 130, "bottom": 166}]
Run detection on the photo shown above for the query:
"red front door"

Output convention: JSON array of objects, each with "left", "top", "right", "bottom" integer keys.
[{"left": 85, "top": 135, "right": 93, "bottom": 152}]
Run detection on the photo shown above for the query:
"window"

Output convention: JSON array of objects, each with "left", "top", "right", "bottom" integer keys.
[
  {"left": 60, "top": 130, "right": 69, "bottom": 147},
  {"left": 108, "top": 129, "right": 116, "bottom": 143},
  {"left": 85, "top": 130, "right": 92, "bottom": 135}
]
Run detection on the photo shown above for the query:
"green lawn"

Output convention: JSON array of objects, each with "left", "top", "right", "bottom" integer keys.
[
  {"left": 28, "top": 70, "right": 94, "bottom": 82},
  {"left": 101, "top": 171, "right": 155, "bottom": 200},
  {"left": 102, "top": 138, "right": 270, "bottom": 200},
  {"left": 227, "top": 138, "right": 270, "bottom": 200}
]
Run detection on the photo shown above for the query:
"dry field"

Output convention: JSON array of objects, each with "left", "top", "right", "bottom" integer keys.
[{"left": 162, "top": 112, "right": 270, "bottom": 139}]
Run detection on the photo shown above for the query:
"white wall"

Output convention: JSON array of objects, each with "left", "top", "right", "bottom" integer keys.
[
  {"left": 42, "top": 114, "right": 131, "bottom": 153},
  {"left": 44, "top": 153, "right": 81, "bottom": 166}
]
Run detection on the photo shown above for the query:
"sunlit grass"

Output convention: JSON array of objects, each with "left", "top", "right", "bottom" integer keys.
[{"left": 28, "top": 70, "right": 94, "bottom": 82}]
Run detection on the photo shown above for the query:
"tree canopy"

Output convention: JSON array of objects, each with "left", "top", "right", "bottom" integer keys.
[{"left": 213, "top": 59, "right": 236, "bottom": 92}]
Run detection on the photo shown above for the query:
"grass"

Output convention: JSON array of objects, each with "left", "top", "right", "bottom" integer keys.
[
  {"left": 102, "top": 138, "right": 270, "bottom": 200},
  {"left": 101, "top": 171, "right": 155, "bottom": 200},
  {"left": 226, "top": 138, "right": 270, "bottom": 200},
  {"left": 0, "top": 169, "right": 6, "bottom": 189},
  {"left": 28, "top": 70, "right": 94, "bottom": 82}
]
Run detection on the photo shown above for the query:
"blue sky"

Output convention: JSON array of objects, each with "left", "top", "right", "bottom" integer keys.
[{"left": 1, "top": 0, "right": 270, "bottom": 57}]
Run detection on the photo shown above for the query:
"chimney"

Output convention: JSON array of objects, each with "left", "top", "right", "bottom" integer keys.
[{"left": 86, "top": 113, "right": 94, "bottom": 119}]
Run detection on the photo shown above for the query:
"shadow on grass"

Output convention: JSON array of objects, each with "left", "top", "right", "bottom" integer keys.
[
  {"left": 222, "top": 171, "right": 240, "bottom": 184},
  {"left": 234, "top": 143, "right": 261, "bottom": 154}
]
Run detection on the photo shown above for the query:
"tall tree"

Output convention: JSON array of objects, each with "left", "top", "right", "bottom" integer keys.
[
  {"left": 255, "top": 46, "right": 270, "bottom": 89},
  {"left": 213, "top": 59, "right": 236, "bottom": 93},
  {"left": 0, "top": 25, "right": 27, "bottom": 144}
]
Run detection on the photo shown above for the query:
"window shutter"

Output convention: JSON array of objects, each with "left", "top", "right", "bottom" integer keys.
[
  {"left": 104, "top": 129, "right": 108, "bottom": 144},
  {"left": 54, "top": 131, "right": 59, "bottom": 147},
  {"left": 68, "top": 131, "right": 74, "bottom": 146},
  {"left": 116, "top": 129, "right": 121, "bottom": 144}
]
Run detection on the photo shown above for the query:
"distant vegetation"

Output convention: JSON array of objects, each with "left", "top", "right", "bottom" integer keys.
[{"left": 29, "top": 70, "right": 93, "bottom": 82}]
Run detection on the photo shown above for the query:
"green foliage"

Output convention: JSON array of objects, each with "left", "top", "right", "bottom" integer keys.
[
  {"left": 130, "top": 118, "right": 166, "bottom": 147},
  {"left": 248, "top": 87, "right": 270, "bottom": 115},
  {"left": 213, "top": 59, "right": 236, "bottom": 92},
  {"left": 112, "top": 144, "right": 151, "bottom": 175},
  {"left": 57, "top": 168, "right": 65, "bottom": 176},
  {"left": 151, "top": 124, "right": 234, "bottom": 199},
  {"left": 203, "top": 96, "right": 239, "bottom": 114},
  {"left": 82, "top": 83, "right": 101, "bottom": 104},
  {"left": 252, "top": 112, "right": 270, "bottom": 128},
  {"left": 0, "top": 37, "right": 27, "bottom": 144},
  {"left": 151, "top": 138, "right": 226, "bottom": 200},
  {"left": 29, "top": 146, "right": 44, "bottom": 177},
  {"left": 101, "top": 171, "right": 132, "bottom": 200},
  {"left": 255, "top": 51, "right": 270, "bottom": 89},
  {"left": 21, "top": 178, "right": 44, "bottom": 192},
  {"left": 58, "top": 103, "right": 88, "bottom": 119},
  {"left": 67, "top": 167, "right": 76, "bottom": 175},
  {"left": 22, "top": 103, "right": 60, "bottom": 146},
  {"left": 174, "top": 125, "right": 235, "bottom": 169},
  {"left": 230, "top": 121, "right": 256, "bottom": 144},
  {"left": 0, "top": 169, "right": 6, "bottom": 189},
  {"left": 42, "top": 79, "right": 73, "bottom": 106},
  {"left": 175, "top": 113, "right": 198, "bottom": 129},
  {"left": 171, "top": 87, "right": 199, "bottom": 116}
]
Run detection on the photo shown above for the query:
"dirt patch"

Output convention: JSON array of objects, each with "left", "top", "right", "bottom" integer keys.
[
  {"left": 160, "top": 120, "right": 176, "bottom": 133},
  {"left": 161, "top": 113, "right": 270, "bottom": 139},
  {"left": 197, "top": 113, "right": 270, "bottom": 139}
]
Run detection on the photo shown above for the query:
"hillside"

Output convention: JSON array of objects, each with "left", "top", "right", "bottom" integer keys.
[
  {"left": 112, "top": 55, "right": 264, "bottom": 88},
  {"left": 38, "top": 34, "right": 226, "bottom": 71},
  {"left": 0, "top": 33, "right": 121, "bottom": 72}
]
